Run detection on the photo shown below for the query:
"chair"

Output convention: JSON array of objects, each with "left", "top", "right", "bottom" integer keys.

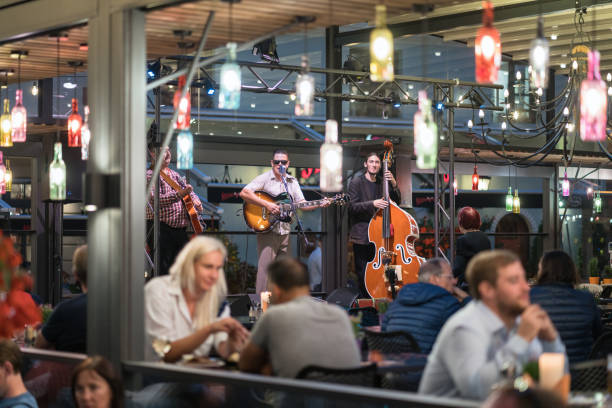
[
  {"left": 348, "top": 307, "right": 379, "bottom": 327},
  {"left": 602, "top": 286, "right": 612, "bottom": 298},
  {"left": 589, "top": 331, "right": 612, "bottom": 360},
  {"left": 570, "top": 359, "right": 607, "bottom": 392},
  {"left": 364, "top": 330, "right": 421, "bottom": 354},
  {"left": 296, "top": 363, "right": 379, "bottom": 388},
  {"left": 326, "top": 287, "right": 359, "bottom": 309}
]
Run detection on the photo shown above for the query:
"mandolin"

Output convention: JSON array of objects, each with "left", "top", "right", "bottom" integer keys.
[{"left": 243, "top": 191, "right": 348, "bottom": 233}]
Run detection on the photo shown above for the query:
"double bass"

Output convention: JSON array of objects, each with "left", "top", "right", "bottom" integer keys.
[{"left": 364, "top": 141, "right": 424, "bottom": 299}]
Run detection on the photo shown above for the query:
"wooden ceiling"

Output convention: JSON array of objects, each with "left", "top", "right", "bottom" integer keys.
[{"left": 0, "top": 0, "right": 472, "bottom": 83}]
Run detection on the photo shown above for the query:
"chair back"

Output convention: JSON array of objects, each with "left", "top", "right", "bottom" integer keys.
[
  {"left": 326, "top": 287, "right": 359, "bottom": 309},
  {"left": 296, "top": 363, "right": 379, "bottom": 387},
  {"left": 348, "top": 307, "right": 379, "bottom": 327},
  {"left": 589, "top": 331, "right": 612, "bottom": 360},
  {"left": 364, "top": 330, "right": 421, "bottom": 354},
  {"left": 570, "top": 359, "right": 607, "bottom": 391}
]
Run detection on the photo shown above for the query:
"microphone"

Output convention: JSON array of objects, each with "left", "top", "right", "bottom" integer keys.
[{"left": 279, "top": 164, "right": 286, "bottom": 176}]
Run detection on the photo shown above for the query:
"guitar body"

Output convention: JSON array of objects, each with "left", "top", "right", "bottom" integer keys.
[
  {"left": 243, "top": 191, "right": 348, "bottom": 233},
  {"left": 182, "top": 193, "right": 204, "bottom": 234},
  {"left": 243, "top": 191, "right": 291, "bottom": 233}
]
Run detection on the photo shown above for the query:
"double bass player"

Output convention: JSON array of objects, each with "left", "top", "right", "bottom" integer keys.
[{"left": 348, "top": 151, "right": 400, "bottom": 298}]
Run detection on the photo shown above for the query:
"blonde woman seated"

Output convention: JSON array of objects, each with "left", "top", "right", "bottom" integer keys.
[{"left": 145, "top": 236, "right": 249, "bottom": 362}]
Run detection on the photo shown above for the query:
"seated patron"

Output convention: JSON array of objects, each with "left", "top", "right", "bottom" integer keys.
[
  {"left": 530, "top": 250, "right": 603, "bottom": 364},
  {"left": 0, "top": 339, "right": 38, "bottom": 408},
  {"left": 453, "top": 207, "right": 491, "bottom": 287},
  {"left": 145, "top": 236, "right": 249, "bottom": 362},
  {"left": 72, "top": 356, "right": 123, "bottom": 408},
  {"left": 382, "top": 258, "right": 470, "bottom": 354},
  {"left": 239, "top": 258, "right": 360, "bottom": 377},
  {"left": 419, "top": 250, "right": 567, "bottom": 400},
  {"left": 35, "top": 245, "right": 88, "bottom": 353}
]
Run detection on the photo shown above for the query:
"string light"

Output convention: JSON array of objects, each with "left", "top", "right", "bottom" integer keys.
[{"left": 370, "top": 4, "right": 394, "bottom": 82}]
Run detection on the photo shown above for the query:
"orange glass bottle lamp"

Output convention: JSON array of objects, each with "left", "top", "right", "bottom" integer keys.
[
  {"left": 0, "top": 99, "right": 11, "bottom": 147},
  {"left": 174, "top": 75, "right": 191, "bottom": 129},
  {"left": 472, "top": 165, "right": 479, "bottom": 191},
  {"left": 67, "top": 98, "right": 82, "bottom": 147},
  {"left": 475, "top": 1, "right": 501, "bottom": 84}
]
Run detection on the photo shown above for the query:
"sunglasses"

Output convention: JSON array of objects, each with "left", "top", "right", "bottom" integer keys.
[{"left": 273, "top": 160, "right": 288, "bottom": 165}]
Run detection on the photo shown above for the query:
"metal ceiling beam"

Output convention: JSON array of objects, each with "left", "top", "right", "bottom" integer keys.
[{"left": 335, "top": 0, "right": 612, "bottom": 46}]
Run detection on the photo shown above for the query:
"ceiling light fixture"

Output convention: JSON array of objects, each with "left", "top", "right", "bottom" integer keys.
[
  {"left": 11, "top": 51, "right": 26, "bottom": 142},
  {"left": 320, "top": 119, "right": 342, "bottom": 192},
  {"left": 530, "top": 16, "right": 549, "bottom": 89},
  {"left": 414, "top": 90, "right": 438, "bottom": 169},
  {"left": 475, "top": 1, "right": 501, "bottom": 84},
  {"left": 370, "top": 4, "right": 394, "bottom": 82},
  {"left": 580, "top": 51, "right": 607, "bottom": 141}
]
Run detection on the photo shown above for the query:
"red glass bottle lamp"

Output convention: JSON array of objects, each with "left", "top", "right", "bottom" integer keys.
[
  {"left": 67, "top": 98, "right": 82, "bottom": 147},
  {"left": 174, "top": 75, "right": 191, "bottom": 130},
  {"left": 472, "top": 165, "right": 479, "bottom": 191},
  {"left": 475, "top": 1, "right": 501, "bottom": 84},
  {"left": 580, "top": 51, "right": 607, "bottom": 142},
  {"left": 10, "top": 89, "right": 26, "bottom": 142}
]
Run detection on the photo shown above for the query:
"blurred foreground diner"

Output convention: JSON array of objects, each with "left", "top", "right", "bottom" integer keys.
[
  {"left": 36, "top": 245, "right": 88, "bottom": 353},
  {"left": 71, "top": 356, "right": 123, "bottom": 408},
  {"left": 0, "top": 339, "right": 38, "bottom": 408},
  {"left": 530, "top": 250, "right": 603, "bottom": 364},
  {"left": 419, "top": 249, "right": 567, "bottom": 400},
  {"left": 382, "top": 258, "right": 470, "bottom": 354},
  {"left": 239, "top": 257, "right": 361, "bottom": 377},
  {"left": 144, "top": 236, "right": 249, "bottom": 362}
]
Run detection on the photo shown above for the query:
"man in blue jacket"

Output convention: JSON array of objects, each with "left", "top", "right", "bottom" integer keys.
[{"left": 382, "top": 258, "right": 469, "bottom": 354}]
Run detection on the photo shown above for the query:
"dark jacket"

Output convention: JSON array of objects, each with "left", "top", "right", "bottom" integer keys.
[
  {"left": 530, "top": 283, "right": 603, "bottom": 364},
  {"left": 348, "top": 171, "right": 400, "bottom": 244},
  {"left": 453, "top": 231, "right": 491, "bottom": 285},
  {"left": 381, "top": 282, "right": 467, "bottom": 354}
]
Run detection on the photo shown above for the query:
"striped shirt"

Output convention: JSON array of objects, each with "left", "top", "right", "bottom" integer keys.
[{"left": 146, "top": 168, "right": 202, "bottom": 228}]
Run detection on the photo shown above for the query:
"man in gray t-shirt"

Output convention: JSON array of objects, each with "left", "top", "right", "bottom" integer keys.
[{"left": 239, "top": 258, "right": 361, "bottom": 378}]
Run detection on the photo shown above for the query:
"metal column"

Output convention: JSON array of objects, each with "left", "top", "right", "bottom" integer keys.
[
  {"left": 448, "top": 86, "right": 455, "bottom": 266},
  {"left": 87, "top": 5, "right": 146, "bottom": 365}
]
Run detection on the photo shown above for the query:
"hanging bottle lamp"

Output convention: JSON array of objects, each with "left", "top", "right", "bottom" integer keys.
[
  {"left": 505, "top": 187, "right": 513, "bottom": 211},
  {"left": 0, "top": 72, "right": 11, "bottom": 147},
  {"left": 219, "top": 2, "right": 241, "bottom": 109},
  {"left": 174, "top": 75, "right": 191, "bottom": 129},
  {"left": 320, "top": 119, "right": 342, "bottom": 192},
  {"left": 176, "top": 130, "right": 193, "bottom": 170},
  {"left": 453, "top": 178, "right": 458, "bottom": 196},
  {"left": 0, "top": 152, "right": 6, "bottom": 195},
  {"left": 4, "top": 159, "right": 12, "bottom": 193},
  {"left": 67, "top": 61, "right": 83, "bottom": 147},
  {"left": 580, "top": 51, "right": 607, "bottom": 142},
  {"left": 475, "top": 1, "right": 501, "bottom": 84},
  {"left": 562, "top": 170, "right": 570, "bottom": 197},
  {"left": 472, "top": 164, "right": 479, "bottom": 191},
  {"left": 594, "top": 191, "right": 603, "bottom": 214},
  {"left": 414, "top": 90, "right": 438, "bottom": 169},
  {"left": 10, "top": 51, "right": 27, "bottom": 142},
  {"left": 173, "top": 75, "right": 193, "bottom": 169},
  {"left": 512, "top": 189, "right": 521, "bottom": 213},
  {"left": 295, "top": 18, "right": 315, "bottom": 117},
  {"left": 530, "top": 16, "right": 549, "bottom": 89},
  {"left": 81, "top": 106, "right": 90, "bottom": 160},
  {"left": 49, "top": 142, "right": 66, "bottom": 200},
  {"left": 370, "top": 4, "right": 394, "bottom": 82}
]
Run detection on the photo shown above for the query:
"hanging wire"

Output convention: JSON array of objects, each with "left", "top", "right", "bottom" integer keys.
[
  {"left": 56, "top": 35, "right": 61, "bottom": 142},
  {"left": 17, "top": 53, "right": 21, "bottom": 90}
]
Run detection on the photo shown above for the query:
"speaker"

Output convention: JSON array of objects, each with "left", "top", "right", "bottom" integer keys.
[
  {"left": 227, "top": 295, "right": 252, "bottom": 317},
  {"left": 326, "top": 287, "right": 360, "bottom": 309}
]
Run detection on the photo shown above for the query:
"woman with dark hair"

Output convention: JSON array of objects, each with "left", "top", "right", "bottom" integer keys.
[
  {"left": 72, "top": 356, "right": 124, "bottom": 408},
  {"left": 453, "top": 207, "right": 491, "bottom": 287},
  {"left": 530, "top": 250, "right": 603, "bottom": 363}
]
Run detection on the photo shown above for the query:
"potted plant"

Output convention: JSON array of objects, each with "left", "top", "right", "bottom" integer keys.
[
  {"left": 603, "top": 266, "right": 612, "bottom": 285},
  {"left": 589, "top": 258, "right": 600, "bottom": 285}
]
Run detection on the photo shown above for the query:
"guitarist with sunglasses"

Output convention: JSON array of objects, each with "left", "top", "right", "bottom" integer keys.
[
  {"left": 146, "top": 143, "right": 203, "bottom": 276},
  {"left": 240, "top": 149, "right": 330, "bottom": 296}
]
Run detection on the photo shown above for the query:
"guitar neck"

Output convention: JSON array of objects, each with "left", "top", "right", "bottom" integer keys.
[{"left": 294, "top": 199, "right": 327, "bottom": 209}]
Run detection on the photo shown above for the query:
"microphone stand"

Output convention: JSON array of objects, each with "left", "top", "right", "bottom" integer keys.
[{"left": 279, "top": 166, "right": 310, "bottom": 248}]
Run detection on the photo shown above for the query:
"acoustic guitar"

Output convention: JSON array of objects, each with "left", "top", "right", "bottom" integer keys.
[
  {"left": 160, "top": 170, "right": 204, "bottom": 234},
  {"left": 243, "top": 191, "right": 348, "bottom": 233}
]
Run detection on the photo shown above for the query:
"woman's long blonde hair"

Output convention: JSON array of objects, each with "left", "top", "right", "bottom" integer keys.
[{"left": 169, "top": 236, "right": 228, "bottom": 329}]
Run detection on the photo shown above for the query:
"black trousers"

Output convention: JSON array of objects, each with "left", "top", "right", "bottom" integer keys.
[
  {"left": 353, "top": 243, "right": 375, "bottom": 298},
  {"left": 146, "top": 221, "right": 189, "bottom": 276}
]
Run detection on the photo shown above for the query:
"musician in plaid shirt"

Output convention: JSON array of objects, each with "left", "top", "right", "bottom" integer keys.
[{"left": 147, "top": 144, "right": 203, "bottom": 276}]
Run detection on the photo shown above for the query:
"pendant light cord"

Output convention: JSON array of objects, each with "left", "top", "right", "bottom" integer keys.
[
  {"left": 56, "top": 35, "right": 60, "bottom": 142},
  {"left": 17, "top": 54, "right": 21, "bottom": 90}
]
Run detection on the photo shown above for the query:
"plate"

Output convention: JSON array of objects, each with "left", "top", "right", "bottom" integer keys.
[{"left": 181, "top": 356, "right": 226, "bottom": 369}]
